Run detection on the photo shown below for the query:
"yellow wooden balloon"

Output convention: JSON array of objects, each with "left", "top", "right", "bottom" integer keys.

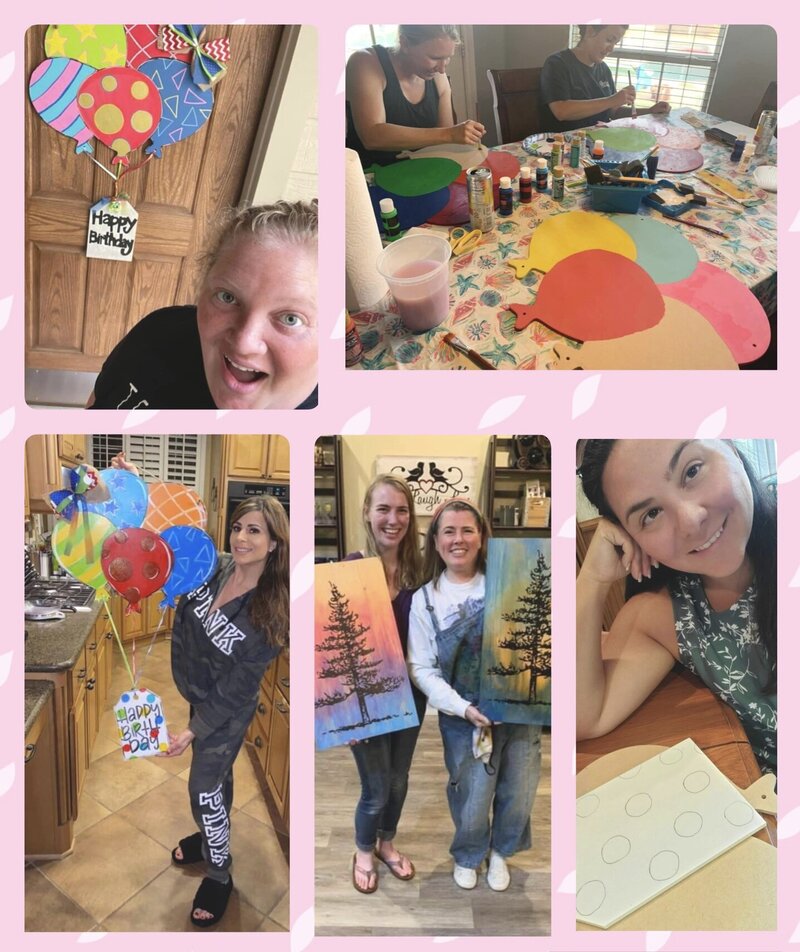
[{"left": 51, "top": 511, "right": 116, "bottom": 593}]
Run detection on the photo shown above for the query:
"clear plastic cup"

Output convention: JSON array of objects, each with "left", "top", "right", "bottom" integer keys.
[{"left": 376, "top": 233, "right": 451, "bottom": 333}]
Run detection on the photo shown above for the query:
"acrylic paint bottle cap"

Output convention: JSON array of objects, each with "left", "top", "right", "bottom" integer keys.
[
  {"left": 553, "top": 165, "right": 564, "bottom": 176},
  {"left": 499, "top": 176, "right": 511, "bottom": 188},
  {"left": 520, "top": 165, "right": 532, "bottom": 179},
  {"left": 592, "top": 139, "right": 604, "bottom": 152},
  {"left": 536, "top": 158, "right": 547, "bottom": 169},
  {"left": 379, "top": 198, "right": 396, "bottom": 214}
]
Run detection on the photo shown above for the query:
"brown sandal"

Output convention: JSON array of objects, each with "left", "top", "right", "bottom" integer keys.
[
  {"left": 374, "top": 848, "right": 415, "bottom": 881},
  {"left": 352, "top": 853, "right": 378, "bottom": 894}
]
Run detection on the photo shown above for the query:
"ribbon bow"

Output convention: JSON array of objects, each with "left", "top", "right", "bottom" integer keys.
[
  {"left": 158, "top": 24, "right": 230, "bottom": 90},
  {"left": 49, "top": 465, "right": 98, "bottom": 522}
]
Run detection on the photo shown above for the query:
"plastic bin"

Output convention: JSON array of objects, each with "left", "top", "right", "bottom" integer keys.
[{"left": 586, "top": 160, "right": 658, "bottom": 213}]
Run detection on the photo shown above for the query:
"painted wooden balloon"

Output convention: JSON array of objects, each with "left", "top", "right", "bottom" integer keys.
[
  {"left": 143, "top": 482, "right": 207, "bottom": 533},
  {"left": 137, "top": 59, "right": 213, "bottom": 157},
  {"left": 44, "top": 25, "right": 127, "bottom": 69},
  {"left": 51, "top": 512, "right": 116, "bottom": 597},
  {"left": 101, "top": 528, "right": 174, "bottom": 612},
  {"left": 124, "top": 24, "right": 192, "bottom": 69},
  {"left": 77, "top": 67, "right": 161, "bottom": 166},
  {"left": 28, "top": 57, "right": 96, "bottom": 153}
]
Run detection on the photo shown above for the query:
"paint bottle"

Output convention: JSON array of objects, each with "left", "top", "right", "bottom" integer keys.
[
  {"left": 753, "top": 109, "right": 777, "bottom": 157},
  {"left": 535, "top": 158, "right": 548, "bottom": 192},
  {"left": 498, "top": 176, "right": 513, "bottom": 216},
  {"left": 518, "top": 166, "right": 532, "bottom": 203},
  {"left": 345, "top": 311, "right": 363, "bottom": 366},
  {"left": 550, "top": 135, "right": 563, "bottom": 171},
  {"left": 552, "top": 165, "right": 565, "bottom": 202},
  {"left": 379, "top": 198, "right": 401, "bottom": 241},
  {"left": 730, "top": 138, "right": 746, "bottom": 163},
  {"left": 570, "top": 135, "right": 581, "bottom": 168},
  {"left": 591, "top": 138, "right": 605, "bottom": 160},
  {"left": 737, "top": 142, "right": 755, "bottom": 174}
]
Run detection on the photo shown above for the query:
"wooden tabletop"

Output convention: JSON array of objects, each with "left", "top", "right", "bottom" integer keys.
[{"left": 577, "top": 666, "right": 776, "bottom": 843}]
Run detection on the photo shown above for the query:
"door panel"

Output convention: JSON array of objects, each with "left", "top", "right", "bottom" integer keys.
[{"left": 26, "top": 24, "right": 286, "bottom": 374}]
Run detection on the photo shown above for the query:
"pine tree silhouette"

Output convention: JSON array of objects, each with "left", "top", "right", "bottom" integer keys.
[
  {"left": 315, "top": 581, "right": 403, "bottom": 725},
  {"left": 488, "top": 550, "right": 552, "bottom": 704}
]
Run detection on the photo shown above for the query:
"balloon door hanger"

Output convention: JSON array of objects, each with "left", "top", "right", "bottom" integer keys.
[{"left": 29, "top": 24, "right": 229, "bottom": 261}]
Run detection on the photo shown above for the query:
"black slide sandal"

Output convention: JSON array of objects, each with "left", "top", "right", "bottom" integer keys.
[
  {"left": 172, "top": 831, "right": 203, "bottom": 866},
  {"left": 191, "top": 876, "right": 234, "bottom": 928}
]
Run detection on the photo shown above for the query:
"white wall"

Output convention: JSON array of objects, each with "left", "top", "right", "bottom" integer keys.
[
  {"left": 707, "top": 25, "right": 776, "bottom": 127},
  {"left": 340, "top": 435, "right": 493, "bottom": 553}
]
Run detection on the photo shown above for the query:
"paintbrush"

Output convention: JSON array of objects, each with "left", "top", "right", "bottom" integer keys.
[
  {"left": 442, "top": 332, "right": 496, "bottom": 370},
  {"left": 583, "top": 164, "right": 649, "bottom": 186},
  {"left": 628, "top": 70, "right": 637, "bottom": 119},
  {"left": 671, "top": 218, "right": 730, "bottom": 239}
]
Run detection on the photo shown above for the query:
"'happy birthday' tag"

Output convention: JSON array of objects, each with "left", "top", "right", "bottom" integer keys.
[
  {"left": 86, "top": 197, "right": 138, "bottom": 261},
  {"left": 114, "top": 688, "right": 169, "bottom": 759}
]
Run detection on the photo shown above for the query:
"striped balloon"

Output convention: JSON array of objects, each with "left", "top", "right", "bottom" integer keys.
[
  {"left": 51, "top": 512, "right": 116, "bottom": 596},
  {"left": 29, "top": 57, "right": 95, "bottom": 153}
]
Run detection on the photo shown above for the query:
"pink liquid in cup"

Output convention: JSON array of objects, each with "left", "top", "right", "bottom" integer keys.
[{"left": 390, "top": 258, "right": 449, "bottom": 332}]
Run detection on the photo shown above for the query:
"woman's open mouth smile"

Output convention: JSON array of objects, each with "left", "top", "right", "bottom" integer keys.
[
  {"left": 691, "top": 519, "right": 726, "bottom": 554},
  {"left": 223, "top": 354, "right": 268, "bottom": 389}
]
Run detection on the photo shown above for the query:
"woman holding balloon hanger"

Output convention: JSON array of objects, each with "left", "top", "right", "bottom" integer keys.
[{"left": 107, "top": 453, "right": 291, "bottom": 927}]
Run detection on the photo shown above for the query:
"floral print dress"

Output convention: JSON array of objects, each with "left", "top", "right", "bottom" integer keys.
[{"left": 670, "top": 574, "right": 776, "bottom": 774}]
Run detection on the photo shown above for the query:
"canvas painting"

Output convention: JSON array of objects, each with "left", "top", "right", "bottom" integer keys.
[
  {"left": 480, "top": 538, "right": 552, "bottom": 725},
  {"left": 314, "top": 558, "right": 419, "bottom": 749},
  {"left": 376, "top": 455, "right": 477, "bottom": 514}
]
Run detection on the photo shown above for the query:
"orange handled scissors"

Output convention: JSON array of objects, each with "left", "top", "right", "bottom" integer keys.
[{"left": 448, "top": 227, "right": 482, "bottom": 257}]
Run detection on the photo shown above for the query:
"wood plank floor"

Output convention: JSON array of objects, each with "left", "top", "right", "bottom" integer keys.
[{"left": 315, "top": 715, "right": 550, "bottom": 936}]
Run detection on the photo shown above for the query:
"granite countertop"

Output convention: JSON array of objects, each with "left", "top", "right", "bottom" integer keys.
[
  {"left": 25, "top": 602, "right": 101, "bottom": 673},
  {"left": 25, "top": 680, "right": 54, "bottom": 735}
]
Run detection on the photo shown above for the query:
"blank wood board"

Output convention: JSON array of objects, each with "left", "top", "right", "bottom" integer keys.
[
  {"left": 576, "top": 738, "right": 766, "bottom": 929},
  {"left": 314, "top": 558, "right": 419, "bottom": 749}
]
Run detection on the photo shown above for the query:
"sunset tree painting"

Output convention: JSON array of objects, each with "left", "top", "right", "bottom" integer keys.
[
  {"left": 480, "top": 538, "right": 552, "bottom": 725},
  {"left": 314, "top": 558, "right": 419, "bottom": 749}
]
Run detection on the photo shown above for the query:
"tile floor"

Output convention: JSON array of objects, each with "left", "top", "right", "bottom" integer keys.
[{"left": 25, "top": 638, "right": 289, "bottom": 933}]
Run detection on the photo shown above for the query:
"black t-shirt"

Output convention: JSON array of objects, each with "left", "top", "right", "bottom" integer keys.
[
  {"left": 345, "top": 45, "right": 440, "bottom": 168},
  {"left": 540, "top": 49, "right": 616, "bottom": 132},
  {"left": 89, "top": 305, "right": 318, "bottom": 410}
]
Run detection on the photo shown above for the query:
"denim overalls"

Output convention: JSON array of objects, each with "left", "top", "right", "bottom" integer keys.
[{"left": 422, "top": 583, "right": 542, "bottom": 869}]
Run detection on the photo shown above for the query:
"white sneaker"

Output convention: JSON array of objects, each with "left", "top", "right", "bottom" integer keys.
[
  {"left": 487, "top": 851, "right": 510, "bottom": 891},
  {"left": 453, "top": 863, "right": 478, "bottom": 889}
]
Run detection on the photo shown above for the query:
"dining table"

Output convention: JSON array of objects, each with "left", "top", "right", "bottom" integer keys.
[{"left": 349, "top": 108, "right": 777, "bottom": 371}]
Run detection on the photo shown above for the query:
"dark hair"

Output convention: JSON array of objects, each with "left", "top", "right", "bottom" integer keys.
[
  {"left": 399, "top": 25, "right": 460, "bottom": 45},
  {"left": 577, "top": 439, "right": 776, "bottom": 691},
  {"left": 577, "top": 25, "right": 628, "bottom": 40},
  {"left": 422, "top": 499, "right": 491, "bottom": 588},
  {"left": 362, "top": 474, "right": 422, "bottom": 591},
  {"left": 230, "top": 496, "right": 290, "bottom": 648}
]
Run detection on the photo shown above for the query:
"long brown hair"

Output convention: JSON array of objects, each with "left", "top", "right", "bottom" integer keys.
[
  {"left": 362, "top": 474, "right": 422, "bottom": 590},
  {"left": 422, "top": 499, "right": 491, "bottom": 589},
  {"left": 230, "top": 496, "right": 289, "bottom": 648}
]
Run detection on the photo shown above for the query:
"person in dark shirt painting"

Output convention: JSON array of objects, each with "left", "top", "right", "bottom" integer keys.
[{"left": 540, "top": 25, "right": 670, "bottom": 133}]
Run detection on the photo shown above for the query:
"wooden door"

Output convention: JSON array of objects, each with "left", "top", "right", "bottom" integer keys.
[{"left": 26, "top": 25, "right": 286, "bottom": 373}]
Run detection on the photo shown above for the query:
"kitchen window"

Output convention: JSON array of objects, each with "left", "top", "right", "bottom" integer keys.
[
  {"left": 570, "top": 24, "right": 727, "bottom": 113},
  {"left": 90, "top": 434, "right": 207, "bottom": 494}
]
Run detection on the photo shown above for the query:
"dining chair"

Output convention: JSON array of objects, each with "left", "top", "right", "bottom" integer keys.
[
  {"left": 749, "top": 80, "right": 777, "bottom": 128},
  {"left": 487, "top": 67, "right": 544, "bottom": 144}
]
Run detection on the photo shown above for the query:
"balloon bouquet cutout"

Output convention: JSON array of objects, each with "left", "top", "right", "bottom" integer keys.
[
  {"left": 29, "top": 25, "right": 228, "bottom": 260},
  {"left": 49, "top": 464, "right": 218, "bottom": 761}
]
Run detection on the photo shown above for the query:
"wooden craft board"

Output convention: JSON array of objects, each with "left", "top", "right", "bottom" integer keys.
[{"left": 576, "top": 745, "right": 776, "bottom": 931}]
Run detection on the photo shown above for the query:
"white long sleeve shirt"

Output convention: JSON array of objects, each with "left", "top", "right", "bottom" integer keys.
[{"left": 407, "top": 573, "right": 485, "bottom": 718}]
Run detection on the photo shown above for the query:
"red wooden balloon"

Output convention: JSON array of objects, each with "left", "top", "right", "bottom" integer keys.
[
  {"left": 77, "top": 67, "right": 161, "bottom": 166},
  {"left": 101, "top": 528, "right": 173, "bottom": 613}
]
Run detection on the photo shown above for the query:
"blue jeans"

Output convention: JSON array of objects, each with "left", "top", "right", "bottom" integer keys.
[
  {"left": 351, "top": 690, "right": 426, "bottom": 851},
  {"left": 438, "top": 714, "right": 541, "bottom": 868}
]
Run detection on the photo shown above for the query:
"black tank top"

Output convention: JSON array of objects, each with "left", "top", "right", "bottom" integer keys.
[{"left": 346, "top": 45, "right": 441, "bottom": 168}]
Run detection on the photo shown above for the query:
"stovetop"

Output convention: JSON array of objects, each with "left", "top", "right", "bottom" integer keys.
[{"left": 25, "top": 577, "right": 95, "bottom": 610}]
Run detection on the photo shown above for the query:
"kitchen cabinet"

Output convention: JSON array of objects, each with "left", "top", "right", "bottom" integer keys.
[
  {"left": 246, "top": 649, "right": 289, "bottom": 834},
  {"left": 224, "top": 435, "right": 289, "bottom": 480},
  {"left": 25, "top": 686, "right": 62, "bottom": 857},
  {"left": 25, "top": 435, "right": 61, "bottom": 513},
  {"left": 58, "top": 435, "right": 88, "bottom": 465}
]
